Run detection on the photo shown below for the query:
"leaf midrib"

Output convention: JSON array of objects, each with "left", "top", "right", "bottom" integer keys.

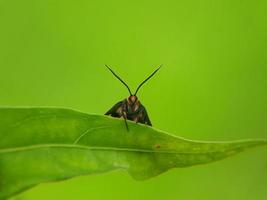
[{"left": 0, "top": 143, "right": 263, "bottom": 155}]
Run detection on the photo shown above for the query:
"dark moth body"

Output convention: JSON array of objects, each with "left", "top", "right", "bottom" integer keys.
[
  {"left": 104, "top": 65, "right": 161, "bottom": 130},
  {"left": 105, "top": 95, "right": 152, "bottom": 127}
]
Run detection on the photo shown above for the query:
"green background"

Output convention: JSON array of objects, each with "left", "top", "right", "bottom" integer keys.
[{"left": 0, "top": 0, "right": 267, "bottom": 199}]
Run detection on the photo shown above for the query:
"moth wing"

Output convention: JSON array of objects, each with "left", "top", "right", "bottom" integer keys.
[
  {"left": 105, "top": 101, "right": 124, "bottom": 117},
  {"left": 139, "top": 105, "right": 152, "bottom": 126}
]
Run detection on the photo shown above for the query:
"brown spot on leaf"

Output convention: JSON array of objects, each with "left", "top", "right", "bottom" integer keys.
[{"left": 155, "top": 144, "right": 161, "bottom": 149}]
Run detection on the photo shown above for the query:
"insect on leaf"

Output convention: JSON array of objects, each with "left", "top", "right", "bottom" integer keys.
[{"left": 0, "top": 107, "right": 266, "bottom": 199}]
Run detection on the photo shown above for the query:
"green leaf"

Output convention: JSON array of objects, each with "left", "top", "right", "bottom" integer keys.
[{"left": 0, "top": 107, "right": 266, "bottom": 199}]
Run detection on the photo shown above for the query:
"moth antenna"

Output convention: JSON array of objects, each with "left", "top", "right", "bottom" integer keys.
[
  {"left": 134, "top": 65, "right": 162, "bottom": 95},
  {"left": 105, "top": 65, "right": 132, "bottom": 95}
]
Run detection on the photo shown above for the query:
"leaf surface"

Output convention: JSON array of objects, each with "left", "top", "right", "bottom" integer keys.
[{"left": 0, "top": 107, "right": 266, "bottom": 199}]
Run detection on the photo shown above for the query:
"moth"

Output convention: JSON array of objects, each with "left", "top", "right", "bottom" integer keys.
[{"left": 105, "top": 65, "right": 161, "bottom": 131}]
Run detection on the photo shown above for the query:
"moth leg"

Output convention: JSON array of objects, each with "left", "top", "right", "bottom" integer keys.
[{"left": 122, "top": 111, "right": 129, "bottom": 131}]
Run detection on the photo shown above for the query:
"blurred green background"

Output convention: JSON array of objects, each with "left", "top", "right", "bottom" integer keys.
[{"left": 0, "top": 0, "right": 267, "bottom": 199}]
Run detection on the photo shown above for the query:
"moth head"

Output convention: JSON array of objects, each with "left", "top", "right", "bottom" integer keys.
[{"left": 128, "top": 95, "right": 138, "bottom": 104}]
